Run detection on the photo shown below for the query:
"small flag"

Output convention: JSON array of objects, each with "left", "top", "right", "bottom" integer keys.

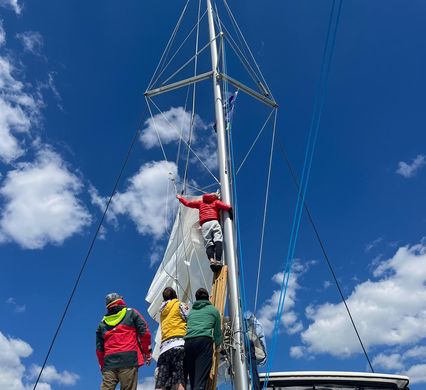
[{"left": 224, "top": 90, "right": 238, "bottom": 131}]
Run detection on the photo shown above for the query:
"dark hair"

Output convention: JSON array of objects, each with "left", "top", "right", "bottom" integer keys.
[
  {"left": 163, "top": 287, "right": 177, "bottom": 301},
  {"left": 195, "top": 288, "right": 209, "bottom": 301}
]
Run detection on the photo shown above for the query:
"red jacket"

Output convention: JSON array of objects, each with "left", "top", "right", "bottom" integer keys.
[
  {"left": 96, "top": 300, "right": 151, "bottom": 370},
  {"left": 177, "top": 193, "right": 231, "bottom": 225}
]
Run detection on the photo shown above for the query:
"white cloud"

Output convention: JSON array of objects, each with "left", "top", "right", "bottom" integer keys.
[
  {"left": 0, "top": 55, "right": 41, "bottom": 163},
  {"left": 29, "top": 365, "right": 79, "bottom": 386},
  {"left": 138, "top": 376, "right": 155, "bottom": 390},
  {"left": 365, "top": 236, "right": 383, "bottom": 253},
  {"left": 403, "top": 345, "right": 426, "bottom": 360},
  {"left": 372, "top": 353, "right": 404, "bottom": 371},
  {"left": 16, "top": 31, "right": 43, "bottom": 55},
  {"left": 292, "top": 242, "right": 426, "bottom": 358},
  {"left": 0, "top": 0, "right": 21, "bottom": 14},
  {"left": 6, "top": 297, "right": 26, "bottom": 313},
  {"left": 0, "top": 148, "right": 91, "bottom": 249},
  {"left": 257, "top": 262, "right": 307, "bottom": 338},
  {"left": 396, "top": 154, "right": 426, "bottom": 178},
  {"left": 141, "top": 106, "right": 207, "bottom": 149},
  {"left": 0, "top": 20, "right": 5, "bottom": 46},
  {"left": 289, "top": 346, "right": 305, "bottom": 359},
  {"left": 91, "top": 160, "right": 178, "bottom": 239},
  {"left": 0, "top": 331, "right": 78, "bottom": 390},
  {"left": 405, "top": 364, "right": 426, "bottom": 384}
]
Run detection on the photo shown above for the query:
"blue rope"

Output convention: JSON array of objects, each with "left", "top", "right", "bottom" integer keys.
[{"left": 263, "top": 1, "right": 343, "bottom": 387}]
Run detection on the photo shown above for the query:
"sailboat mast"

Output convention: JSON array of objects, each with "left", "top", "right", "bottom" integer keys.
[{"left": 206, "top": 1, "right": 249, "bottom": 389}]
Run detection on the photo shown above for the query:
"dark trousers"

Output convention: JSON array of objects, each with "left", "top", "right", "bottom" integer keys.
[{"left": 184, "top": 336, "right": 213, "bottom": 390}]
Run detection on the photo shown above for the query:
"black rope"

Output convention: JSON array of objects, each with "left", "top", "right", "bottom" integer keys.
[
  {"left": 32, "top": 109, "right": 147, "bottom": 389},
  {"left": 275, "top": 134, "right": 375, "bottom": 373}
]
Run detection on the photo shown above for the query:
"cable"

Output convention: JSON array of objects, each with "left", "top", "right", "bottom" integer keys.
[
  {"left": 32, "top": 108, "right": 148, "bottom": 390},
  {"left": 263, "top": 1, "right": 344, "bottom": 386},
  {"left": 253, "top": 109, "right": 277, "bottom": 315},
  {"left": 275, "top": 135, "right": 375, "bottom": 372}
]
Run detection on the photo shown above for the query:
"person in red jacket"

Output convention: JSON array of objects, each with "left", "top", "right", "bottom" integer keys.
[
  {"left": 96, "top": 293, "right": 152, "bottom": 390},
  {"left": 176, "top": 192, "right": 232, "bottom": 271}
]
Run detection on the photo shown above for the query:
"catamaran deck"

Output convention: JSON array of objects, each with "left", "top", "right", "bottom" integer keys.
[{"left": 259, "top": 371, "right": 410, "bottom": 389}]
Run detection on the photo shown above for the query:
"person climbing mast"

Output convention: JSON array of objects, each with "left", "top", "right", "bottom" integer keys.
[{"left": 176, "top": 192, "right": 232, "bottom": 272}]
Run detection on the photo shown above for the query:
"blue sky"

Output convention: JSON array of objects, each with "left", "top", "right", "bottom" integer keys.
[{"left": 1, "top": 0, "right": 426, "bottom": 389}]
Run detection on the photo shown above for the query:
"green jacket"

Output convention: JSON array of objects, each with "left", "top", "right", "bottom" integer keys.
[{"left": 185, "top": 300, "right": 223, "bottom": 346}]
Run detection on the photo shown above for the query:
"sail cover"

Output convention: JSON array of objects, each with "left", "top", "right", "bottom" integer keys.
[{"left": 146, "top": 199, "right": 212, "bottom": 320}]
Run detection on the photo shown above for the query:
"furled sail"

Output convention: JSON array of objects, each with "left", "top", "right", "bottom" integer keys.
[{"left": 145, "top": 198, "right": 213, "bottom": 356}]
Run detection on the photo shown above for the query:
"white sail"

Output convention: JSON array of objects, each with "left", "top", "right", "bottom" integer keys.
[{"left": 145, "top": 197, "right": 213, "bottom": 321}]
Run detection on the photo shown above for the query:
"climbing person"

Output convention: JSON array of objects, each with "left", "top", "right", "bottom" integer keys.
[
  {"left": 96, "top": 293, "right": 152, "bottom": 390},
  {"left": 184, "top": 288, "right": 223, "bottom": 390},
  {"left": 176, "top": 192, "right": 232, "bottom": 271},
  {"left": 155, "top": 287, "right": 188, "bottom": 390}
]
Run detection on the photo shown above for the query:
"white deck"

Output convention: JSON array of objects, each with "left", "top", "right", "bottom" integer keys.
[{"left": 259, "top": 371, "right": 410, "bottom": 389}]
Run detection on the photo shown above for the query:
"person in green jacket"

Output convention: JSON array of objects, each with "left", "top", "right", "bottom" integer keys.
[{"left": 184, "top": 288, "right": 222, "bottom": 390}]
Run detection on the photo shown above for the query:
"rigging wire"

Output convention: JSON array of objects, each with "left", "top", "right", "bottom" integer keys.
[
  {"left": 147, "top": 97, "right": 220, "bottom": 184},
  {"left": 152, "top": 10, "right": 209, "bottom": 89},
  {"left": 235, "top": 109, "right": 275, "bottom": 175},
  {"left": 32, "top": 108, "right": 148, "bottom": 390},
  {"left": 253, "top": 109, "right": 277, "bottom": 315},
  {"left": 275, "top": 135, "right": 375, "bottom": 372},
  {"left": 182, "top": 0, "right": 203, "bottom": 194},
  {"left": 161, "top": 33, "right": 220, "bottom": 87},
  {"left": 148, "top": 0, "right": 191, "bottom": 90},
  {"left": 222, "top": 0, "right": 273, "bottom": 98},
  {"left": 263, "top": 1, "right": 344, "bottom": 387}
]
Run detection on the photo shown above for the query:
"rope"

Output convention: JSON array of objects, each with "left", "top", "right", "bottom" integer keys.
[
  {"left": 32, "top": 108, "right": 148, "bottom": 390},
  {"left": 253, "top": 109, "right": 277, "bottom": 314},
  {"left": 275, "top": 135, "right": 375, "bottom": 372},
  {"left": 263, "top": 1, "right": 343, "bottom": 386}
]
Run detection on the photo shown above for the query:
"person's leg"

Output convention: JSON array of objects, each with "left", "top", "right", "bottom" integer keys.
[
  {"left": 206, "top": 245, "right": 215, "bottom": 261},
  {"left": 101, "top": 369, "right": 119, "bottom": 390},
  {"left": 170, "top": 347, "right": 186, "bottom": 390},
  {"left": 211, "top": 221, "right": 223, "bottom": 262},
  {"left": 184, "top": 339, "right": 197, "bottom": 389},
  {"left": 214, "top": 241, "right": 223, "bottom": 262},
  {"left": 117, "top": 367, "right": 138, "bottom": 390},
  {"left": 201, "top": 221, "right": 215, "bottom": 262},
  {"left": 192, "top": 337, "right": 213, "bottom": 390},
  {"left": 155, "top": 351, "right": 169, "bottom": 390}
]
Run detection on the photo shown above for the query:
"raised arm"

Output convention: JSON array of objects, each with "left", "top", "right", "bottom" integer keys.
[
  {"left": 213, "top": 309, "right": 223, "bottom": 346},
  {"left": 215, "top": 200, "right": 232, "bottom": 212},
  {"left": 176, "top": 195, "right": 201, "bottom": 209}
]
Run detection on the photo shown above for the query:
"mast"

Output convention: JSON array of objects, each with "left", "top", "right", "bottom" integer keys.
[{"left": 206, "top": 1, "right": 250, "bottom": 389}]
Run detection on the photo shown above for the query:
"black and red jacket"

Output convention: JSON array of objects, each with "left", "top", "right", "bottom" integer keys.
[{"left": 96, "top": 299, "right": 151, "bottom": 370}]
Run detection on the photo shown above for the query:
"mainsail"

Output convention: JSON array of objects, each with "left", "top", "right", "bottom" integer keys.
[{"left": 145, "top": 198, "right": 213, "bottom": 355}]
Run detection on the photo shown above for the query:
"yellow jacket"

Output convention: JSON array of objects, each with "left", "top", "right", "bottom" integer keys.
[{"left": 160, "top": 298, "right": 187, "bottom": 342}]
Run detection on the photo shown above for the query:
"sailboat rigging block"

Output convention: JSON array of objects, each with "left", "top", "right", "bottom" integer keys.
[{"left": 208, "top": 265, "right": 228, "bottom": 390}]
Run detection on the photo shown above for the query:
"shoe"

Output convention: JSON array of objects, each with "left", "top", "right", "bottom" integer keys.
[{"left": 210, "top": 259, "right": 223, "bottom": 273}]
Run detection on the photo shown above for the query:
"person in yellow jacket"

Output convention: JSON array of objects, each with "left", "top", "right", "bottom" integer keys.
[{"left": 155, "top": 287, "right": 188, "bottom": 390}]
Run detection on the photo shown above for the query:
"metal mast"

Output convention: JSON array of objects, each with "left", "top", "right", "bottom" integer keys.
[{"left": 206, "top": 1, "right": 249, "bottom": 389}]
